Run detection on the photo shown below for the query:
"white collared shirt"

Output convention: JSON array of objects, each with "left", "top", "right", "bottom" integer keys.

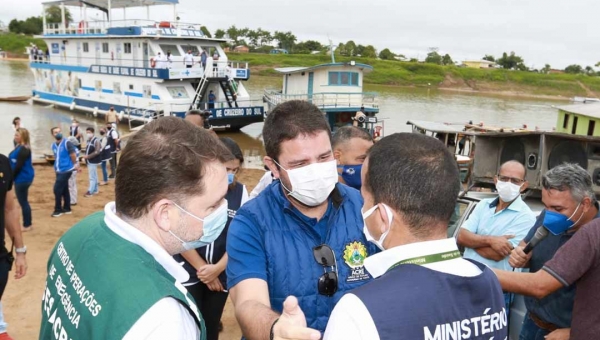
[
  {"left": 324, "top": 238, "right": 481, "bottom": 340},
  {"left": 103, "top": 202, "right": 200, "bottom": 340}
]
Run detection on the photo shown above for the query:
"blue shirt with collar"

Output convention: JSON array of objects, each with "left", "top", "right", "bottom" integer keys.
[
  {"left": 461, "top": 196, "right": 536, "bottom": 271},
  {"left": 226, "top": 180, "right": 378, "bottom": 333}
]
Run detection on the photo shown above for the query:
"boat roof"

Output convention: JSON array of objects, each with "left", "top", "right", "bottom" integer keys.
[
  {"left": 406, "top": 120, "right": 472, "bottom": 134},
  {"left": 557, "top": 103, "right": 600, "bottom": 119},
  {"left": 43, "top": 0, "right": 178, "bottom": 9},
  {"left": 274, "top": 62, "right": 373, "bottom": 74}
]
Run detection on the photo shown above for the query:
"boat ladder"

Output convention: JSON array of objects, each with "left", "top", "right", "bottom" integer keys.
[
  {"left": 219, "top": 79, "right": 239, "bottom": 108},
  {"left": 190, "top": 74, "right": 209, "bottom": 110}
]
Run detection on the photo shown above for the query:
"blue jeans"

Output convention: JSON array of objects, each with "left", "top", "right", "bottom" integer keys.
[
  {"left": 519, "top": 313, "right": 551, "bottom": 340},
  {"left": 54, "top": 172, "right": 71, "bottom": 212},
  {"left": 0, "top": 302, "right": 6, "bottom": 333},
  {"left": 101, "top": 161, "right": 108, "bottom": 182},
  {"left": 14, "top": 182, "right": 32, "bottom": 227},
  {"left": 87, "top": 163, "right": 99, "bottom": 194}
]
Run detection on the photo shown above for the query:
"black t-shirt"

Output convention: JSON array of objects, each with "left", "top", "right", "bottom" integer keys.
[{"left": 0, "top": 155, "right": 14, "bottom": 257}]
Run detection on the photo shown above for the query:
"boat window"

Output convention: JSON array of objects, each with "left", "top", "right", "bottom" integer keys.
[
  {"left": 159, "top": 44, "right": 181, "bottom": 56},
  {"left": 95, "top": 80, "right": 102, "bottom": 92},
  {"left": 102, "top": 43, "right": 109, "bottom": 53},
  {"left": 83, "top": 43, "right": 89, "bottom": 53},
  {"left": 572, "top": 116, "right": 578, "bottom": 134},
  {"left": 113, "top": 82, "right": 122, "bottom": 95},
  {"left": 328, "top": 72, "right": 360, "bottom": 86},
  {"left": 181, "top": 45, "right": 200, "bottom": 56},
  {"left": 124, "top": 43, "right": 132, "bottom": 54},
  {"left": 143, "top": 85, "right": 152, "bottom": 98},
  {"left": 129, "top": 84, "right": 134, "bottom": 90},
  {"left": 167, "top": 86, "right": 189, "bottom": 99},
  {"left": 588, "top": 120, "right": 595, "bottom": 136}
]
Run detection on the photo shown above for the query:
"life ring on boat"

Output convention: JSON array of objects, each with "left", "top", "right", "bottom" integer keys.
[
  {"left": 340, "top": 112, "right": 352, "bottom": 123},
  {"left": 157, "top": 21, "right": 174, "bottom": 28},
  {"left": 77, "top": 21, "right": 87, "bottom": 34},
  {"left": 150, "top": 58, "right": 156, "bottom": 68}
]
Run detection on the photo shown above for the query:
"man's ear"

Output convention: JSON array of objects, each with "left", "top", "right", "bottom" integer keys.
[
  {"left": 581, "top": 196, "right": 593, "bottom": 213},
  {"left": 377, "top": 203, "right": 390, "bottom": 234},
  {"left": 521, "top": 181, "right": 529, "bottom": 192},
  {"left": 264, "top": 156, "right": 281, "bottom": 179},
  {"left": 152, "top": 199, "right": 175, "bottom": 232},
  {"left": 333, "top": 149, "right": 342, "bottom": 163}
]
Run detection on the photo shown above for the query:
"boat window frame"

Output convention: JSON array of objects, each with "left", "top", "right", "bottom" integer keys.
[
  {"left": 328, "top": 71, "right": 360, "bottom": 86},
  {"left": 82, "top": 42, "right": 89, "bottom": 53},
  {"left": 102, "top": 42, "right": 109, "bottom": 53},
  {"left": 124, "top": 42, "right": 132, "bottom": 54}
]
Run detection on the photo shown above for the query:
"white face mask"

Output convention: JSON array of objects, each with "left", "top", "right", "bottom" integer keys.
[
  {"left": 86, "top": 133, "right": 93, "bottom": 140},
  {"left": 362, "top": 204, "right": 394, "bottom": 251},
  {"left": 274, "top": 159, "right": 338, "bottom": 207},
  {"left": 496, "top": 180, "right": 522, "bottom": 202}
]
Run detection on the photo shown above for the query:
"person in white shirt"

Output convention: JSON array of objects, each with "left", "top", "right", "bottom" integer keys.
[
  {"left": 39, "top": 117, "right": 234, "bottom": 339},
  {"left": 183, "top": 50, "right": 194, "bottom": 68},
  {"left": 155, "top": 52, "right": 167, "bottom": 69},
  {"left": 324, "top": 132, "right": 508, "bottom": 340}
]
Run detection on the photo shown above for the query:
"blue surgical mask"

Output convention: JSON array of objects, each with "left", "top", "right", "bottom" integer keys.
[
  {"left": 338, "top": 164, "right": 363, "bottom": 190},
  {"left": 55, "top": 133, "right": 63, "bottom": 140},
  {"left": 169, "top": 200, "right": 228, "bottom": 250},
  {"left": 227, "top": 173, "right": 235, "bottom": 185},
  {"left": 543, "top": 202, "right": 583, "bottom": 235}
]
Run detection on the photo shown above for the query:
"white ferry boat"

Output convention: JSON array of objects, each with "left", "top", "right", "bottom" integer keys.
[
  {"left": 30, "top": 0, "right": 264, "bottom": 130},
  {"left": 262, "top": 61, "right": 382, "bottom": 135}
]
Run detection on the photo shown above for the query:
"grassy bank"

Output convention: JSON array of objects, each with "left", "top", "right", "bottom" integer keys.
[
  {"left": 0, "top": 33, "right": 45, "bottom": 57},
  {"left": 229, "top": 53, "right": 600, "bottom": 98}
]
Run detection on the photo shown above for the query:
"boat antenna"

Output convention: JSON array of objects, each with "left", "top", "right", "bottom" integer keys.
[{"left": 329, "top": 39, "right": 335, "bottom": 63}]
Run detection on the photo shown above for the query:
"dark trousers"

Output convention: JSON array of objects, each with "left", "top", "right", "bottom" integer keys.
[
  {"left": 54, "top": 172, "right": 71, "bottom": 212},
  {"left": 15, "top": 182, "right": 32, "bottom": 227},
  {"left": 186, "top": 65, "right": 193, "bottom": 68},
  {"left": 519, "top": 313, "right": 552, "bottom": 340},
  {"left": 109, "top": 153, "right": 117, "bottom": 177},
  {"left": 0, "top": 256, "right": 10, "bottom": 300},
  {"left": 186, "top": 282, "right": 228, "bottom": 340}
]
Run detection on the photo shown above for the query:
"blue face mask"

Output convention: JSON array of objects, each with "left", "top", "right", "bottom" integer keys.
[
  {"left": 55, "top": 133, "right": 63, "bottom": 140},
  {"left": 543, "top": 202, "right": 583, "bottom": 235},
  {"left": 169, "top": 200, "right": 228, "bottom": 250},
  {"left": 338, "top": 164, "right": 363, "bottom": 190},
  {"left": 227, "top": 173, "right": 235, "bottom": 185}
]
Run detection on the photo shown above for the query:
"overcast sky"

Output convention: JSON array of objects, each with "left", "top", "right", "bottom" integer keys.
[{"left": 2, "top": 0, "right": 598, "bottom": 69}]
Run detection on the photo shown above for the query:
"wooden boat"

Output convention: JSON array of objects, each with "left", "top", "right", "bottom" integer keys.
[{"left": 0, "top": 96, "right": 30, "bottom": 102}]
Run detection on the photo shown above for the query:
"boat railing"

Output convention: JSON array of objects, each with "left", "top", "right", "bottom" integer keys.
[
  {"left": 264, "top": 90, "right": 379, "bottom": 109},
  {"left": 44, "top": 19, "right": 206, "bottom": 36},
  {"left": 194, "top": 99, "right": 266, "bottom": 111}
]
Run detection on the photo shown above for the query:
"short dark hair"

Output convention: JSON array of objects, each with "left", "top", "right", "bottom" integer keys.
[
  {"left": 12, "top": 117, "right": 20, "bottom": 125},
  {"left": 365, "top": 133, "right": 460, "bottom": 237},
  {"left": 219, "top": 137, "right": 244, "bottom": 163},
  {"left": 86, "top": 127, "right": 95, "bottom": 133},
  {"left": 115, "top": 116, "right": 233, "bottom": 219},
  {"left": 50, "top": 126, "right": 59, "bottom": 134},
  {"left": 332, "top": 126, "right": 373, "bottom": 149},
  {"left": 262, "top": 100, "right": 331, "bottom": 160}
]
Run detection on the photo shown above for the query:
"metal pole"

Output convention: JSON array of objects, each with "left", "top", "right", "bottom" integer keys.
[
  {"left": 83, "top": 4, "right": 87, "bottom": 34},
  {"left": 42, "top": 5, "right": 47, "bottom": 34},
  {"left": 60, "top": 2, "right": 66, "bottom": 34},
  {"left": 107, "top": 0, "right": 112, "bottom": 27}
]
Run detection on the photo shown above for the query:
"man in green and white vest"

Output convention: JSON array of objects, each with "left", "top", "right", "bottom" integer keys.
[{"left": 39, "top": 117, "right": 233, "bottom": 339}]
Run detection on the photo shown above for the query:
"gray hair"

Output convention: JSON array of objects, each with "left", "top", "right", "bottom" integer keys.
[
  {"left": 542, "top": 163, "right": 596, "bottom": 203},
  {"left": 332, "top": 126, "right": 373, "bottom": 149}
]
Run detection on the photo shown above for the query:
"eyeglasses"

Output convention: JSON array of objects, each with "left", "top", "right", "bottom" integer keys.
[
  {"left": 497, "top": 175, "right": 525, "bottom": 185},
  {"left": 313, "top": 244, "right": 338, "bottom": 297}
]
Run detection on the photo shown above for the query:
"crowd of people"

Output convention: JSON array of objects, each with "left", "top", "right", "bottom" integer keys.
[{"left": 0, "top": 99, "right": 599, "bottom": 339}]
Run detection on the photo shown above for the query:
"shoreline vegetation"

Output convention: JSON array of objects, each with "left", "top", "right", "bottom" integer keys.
[{"left": 228, "top": 53, "right": 599, "bottom": 101}]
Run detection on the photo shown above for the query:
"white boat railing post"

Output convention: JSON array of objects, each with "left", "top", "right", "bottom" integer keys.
[{"left": 60, "top": 2, "right": 66, "bottom": 34}]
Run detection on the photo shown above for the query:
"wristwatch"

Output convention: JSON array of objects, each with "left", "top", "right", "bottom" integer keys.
[{"left": 15, "top": 246, "right": 27, "bottom": 254}]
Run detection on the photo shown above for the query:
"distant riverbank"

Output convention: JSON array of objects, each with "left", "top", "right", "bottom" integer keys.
[{"left": 229, "top": 53, "right": 600, "bottom": 100}]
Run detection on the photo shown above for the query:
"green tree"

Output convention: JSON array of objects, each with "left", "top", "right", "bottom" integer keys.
[
  {"left": 336, "top": 42, "right": 346, "bottom": 55},
  {"left": 496, "top": 51, "right": 525, "bottom": 70},
  {"left": 226, "top": 25, "right": 241, "bottom": 44},
  {"left": 257, "top": 28, "right": 272, "bottom": 46},
  {"left": 274, "top": 31, "right": 296, "bottom": 51},
  {"left": 585, "top": 66, "right": 595, "bottom": 75},
  {"left": 200, "top": 26, "right": 212, "bottom": 38},
  {"left": 564, "top": 64, "right": 583, "bottom": 74},
  {"left": 409, "top": 58, "right": 419, "bottom": 62},
  {"left": 361, "top": 45, "right": 377, "bottom": 58},
  {"left": 246, "top": 29, "right": 260, "bottom": 47},
  {"left": 46, "top": 5, "right": 72, "bottom": 25},
  {"left": 378, "top": 48, "right": 395, "bottom": 60},
  {"left": 442, "top": 54, "right": 454, "bottom": 65},
  {"left": 345, "top": 40, "right": 357, "bottom": 56},
  {"left": 214, "top": 29, "right": 226, "bottom": 39},
  {"left": 483, "top": 55, "right": 495, "bottom": 62},
  {"left": 425, "top": 51, "right": 442, "bottom": 64},
  {"left": 8, "top": 17, "right": 42, "bottom": 35},
  {"left": 355, "top": 44, "right": 366, "bottom": 56},
  {"left": 541, "top": 64, "right": 551, "bottom": 74},
  {"left": 8, "top": 19, "right": 21, "bottom": 33}
]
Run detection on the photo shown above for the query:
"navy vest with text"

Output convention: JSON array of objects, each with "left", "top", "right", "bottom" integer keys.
[
  {"left": 352, "top": 259, "right": 508, "bottom": 340},
  {"left": 85, "top": 137, "right": 103, "bottom": 165}
]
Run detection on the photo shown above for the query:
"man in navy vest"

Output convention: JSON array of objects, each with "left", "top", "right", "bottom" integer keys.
[
  {"left": 83, "top": 127, "right": 102, "bottom": 197},
  {"left": 324, "top": 133, "right": 508, "bottom": 340},
  {"left": 50, "top": 127, "right": 78, "bottom": 217},
  {"left": 227, "top": 100, "right": 378, "bottom": 339}
]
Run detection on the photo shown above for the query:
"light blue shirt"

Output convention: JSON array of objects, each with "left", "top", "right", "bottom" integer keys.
[{"left": 461, "top": 196, "right": 536, "bottom": 271}]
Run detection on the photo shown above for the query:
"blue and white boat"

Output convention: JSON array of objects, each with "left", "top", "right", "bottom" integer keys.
[
  {"left": 262, "top": 60, "right": 381, "bottom": 133},
  {"left": 31, "top": 0, "right": 264, "bottom": 130}
]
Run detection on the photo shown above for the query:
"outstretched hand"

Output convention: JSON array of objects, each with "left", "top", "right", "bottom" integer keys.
[{"left": 273, "top": 296, "right": 321, "bottom": 340}]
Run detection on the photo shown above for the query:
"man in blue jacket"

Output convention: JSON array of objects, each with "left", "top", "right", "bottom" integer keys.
[
  {"left": 227, "top": 100, "right": 378, "bottom": 340},
  {"left": 50, "top": 127, "right": 78, "bottom": 217}
]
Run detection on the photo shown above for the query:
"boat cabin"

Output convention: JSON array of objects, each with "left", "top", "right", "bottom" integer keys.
[{"left": 556, "top": 103, "right": 600, "bottom": 137}]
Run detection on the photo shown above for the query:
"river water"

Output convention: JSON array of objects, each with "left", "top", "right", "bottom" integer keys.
[{"left": 0, "top": 59, "right": 565, "bottom": 168}]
